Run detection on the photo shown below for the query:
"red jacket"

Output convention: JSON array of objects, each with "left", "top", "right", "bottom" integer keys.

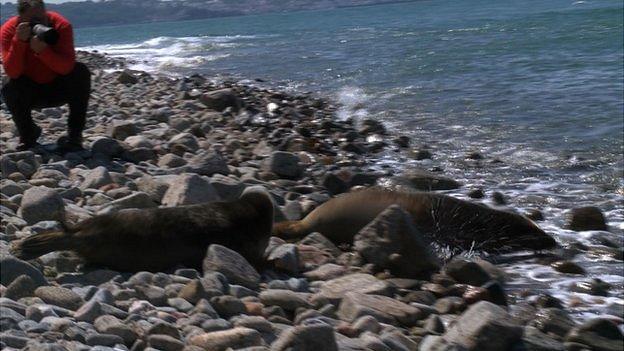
[{"left": 1, "top": 11, "right": 76, "bottom": 84}]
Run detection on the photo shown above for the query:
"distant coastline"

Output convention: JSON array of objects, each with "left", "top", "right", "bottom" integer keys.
[{"left": 0, "top": 0, "right": 418, "bottom": 28}]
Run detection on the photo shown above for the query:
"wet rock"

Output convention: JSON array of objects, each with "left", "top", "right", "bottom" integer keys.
[
  {"left": 353, "top": 205, "right": 440, "bottom": 279},
  {"left": 189, "top": 327, "right": 263, "bottom": 350},
  {"left": 442, "top": 301, "right": 522, "bottom": 351},
  {"left": 338, "top": 292, "right": 425, "bottom": 327},
  {"left": 565, "top": 318, "right": 623, "bottom": 351},
  {"left": 529, "top": 308, "right": 576, "bottom": 339},
  {"left": 386, "top": 169, "right": 461, "bottom": 191},
  {"left": 199, "top": 88, "right": 242, "bottom": 112},
  {"left": 551, "top": 261, "right": 585, "bottom": 275},
  {"left": 118, "top": 70, "right": 139, "bottom": 84},
  {"left": 566, "top": 206, "right": 608, "bottom": 231},
  {"left": 444, "top": 259, "right": 492, "bottom": 287},
  {"left": 569, "top": 278, "right": 611, "bottom": 296},
  {"left": 522, "top": 326, "right": 565, "bottom": 351},
  {"left": 262, "top": 151, "right": 303, "bottom": 179},
  {"left": 203, "top": 245, "right": 260, "bottom": 290},
  {"left": 525, "top": 209, "right": 545, "bottom": 221},
  {"left": 161, "top": 173, "right": 219, "bottom": 206},
  {"left": 272, "top": 324, "right": 338, "bottom": 351},
  {"left": 467, "top": 188, "right": 485, "bottom": 199},
  {"left": 17, "top": 186, "right": 65, "bottom": 225},
  {"left": 319, "top": 273, "right": 392, "bottom": 304}
]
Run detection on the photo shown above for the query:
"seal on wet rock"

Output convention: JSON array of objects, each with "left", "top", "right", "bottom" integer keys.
[
  {"left": 10, "top": 186, "right": 274, "bottom": 272},
  {"left": 273, "top": 188, "right": 557, "bottom": 253}
]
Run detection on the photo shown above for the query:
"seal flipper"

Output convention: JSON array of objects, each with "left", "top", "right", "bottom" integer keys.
[
  {"left": 272, "top": 220, "right": 307, "bottom": 241},
  {"left": 10, "top": 231, "right": 75, "bottom": 261}
]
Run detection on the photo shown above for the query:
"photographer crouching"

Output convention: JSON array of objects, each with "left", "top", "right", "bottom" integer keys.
[{"left": 1, "top": 0, "right": 90, "bottom": 153}]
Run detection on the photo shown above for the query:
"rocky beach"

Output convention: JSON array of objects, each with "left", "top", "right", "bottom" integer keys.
[{"left": 0, "top": 51, "right": 622, "bottom": 351}]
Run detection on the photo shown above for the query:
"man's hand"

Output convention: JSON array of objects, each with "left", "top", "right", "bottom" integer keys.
[
  {"left": 16, "top": 22, "right": 31, "bottom": 42},
  {"left": 30, "top": 36, "right": 47, "bottom": 54}
]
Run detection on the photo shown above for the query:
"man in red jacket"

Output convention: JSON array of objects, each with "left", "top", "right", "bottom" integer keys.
[{"left": 1, "top": 0, "right": 90, "bottom": 152}]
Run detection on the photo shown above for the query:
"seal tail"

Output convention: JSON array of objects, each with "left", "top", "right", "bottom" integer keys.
[
  {"left": 272, "top": 221, "right": 307, "bottom": 241},
  {"left": 10, "top": 231, "right": 76, "bottom": 261}
]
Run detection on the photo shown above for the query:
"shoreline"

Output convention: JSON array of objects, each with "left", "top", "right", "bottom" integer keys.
[{"left": 0, "top": 51, "right": 622, "bottom": 350}]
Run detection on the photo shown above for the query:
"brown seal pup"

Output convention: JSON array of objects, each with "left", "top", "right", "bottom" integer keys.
[
  {"left": 273, "top": 188, "right": 557, "bottom": 253},
  {"left": 11, "top": 186, "right": 274, "bottom": 272}
]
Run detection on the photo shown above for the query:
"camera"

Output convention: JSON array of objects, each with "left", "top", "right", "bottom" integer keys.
[{"left": 30, "top": 20, "right": 59, "bottom": 45}]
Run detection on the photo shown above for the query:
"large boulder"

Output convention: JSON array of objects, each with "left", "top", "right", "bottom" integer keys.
[
  {"left": 442, "top": 301, "right": 522, "bottom": 351},
  {"left": 354, "top": 205, "right": 440, "bottom": 279},
  {"left": 17, "top": 186, "right": 65, "bottom": 225},
  {"left": 199, "top": 88, "right": 242, "bottom": 112},
  {"left": 444, "top": 258, "right": 492, "bottom": 287},
  {"left": 161, "top": 174, "right": 219, "bottom": 206},
  {"left": 203, "top": 245, "right": 261, "bottom": 290}
]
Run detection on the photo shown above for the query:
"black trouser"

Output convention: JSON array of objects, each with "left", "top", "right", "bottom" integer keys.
[{"left": 1, "top": 62, "right": 91, "bottom": 144}]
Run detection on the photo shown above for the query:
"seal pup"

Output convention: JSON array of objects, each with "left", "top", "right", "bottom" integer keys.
[
  {"left": 273, "top": 188, "right": 557, "bottom": 253},
  {"left": 11, "top": 186, "right": 274, "bottom": 272}
]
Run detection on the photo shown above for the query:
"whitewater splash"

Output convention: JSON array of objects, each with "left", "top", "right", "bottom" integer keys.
[{"left": 79, "top": 34, "right": 269, "bottom": 73}]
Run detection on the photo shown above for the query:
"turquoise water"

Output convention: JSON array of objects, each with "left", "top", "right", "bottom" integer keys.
[{"left": 75, "top": 0, "right": 623, "bottom": 320}]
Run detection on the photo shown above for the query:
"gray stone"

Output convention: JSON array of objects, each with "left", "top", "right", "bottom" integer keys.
[
  {"left": 80, "top": 167, "right": 114, "bottom": 190},
  {"left": 189, "top": 327, "right": 263, "bottom": 350},
  {"left": 86, "top": 333, "right": 125, "bottom": 347},
  {"left": 210, "top": 174, "right": 245, "bottom": 201},
  {"left": 271, "top": 324, "right": 338, "bottom": 351},
  {"left": 444, "top": 259, "right": 491, "bottom": 287},
  {"left": 0, "top": 257, "right": 47, "bottom": 287},
  {"left": 17, "top": 186, "right": 65, "bottom": 225},
  {"left": 203, "top": 244, "right": 260, "bottom": 290},
  {"left": 522, "top": 326, "right": 565, "bottom": 351},
  {"left": 34, "top": 286, "right": 84, "bottom": 311},
  {"left": 319, "top": 273, "right": 392, "bottom": 303},
  {"left": 3, "top": 274, "right": 36, "bottom": 300},
  {"left": 186, "top": 152, "right": 230, "bottom": 177},
  {"left": 259, "top": 290, "right": 311, "bottom": 311},
  {"left": 91, "top": 138, "right": 125, "bottom": 158},
  {"left": 262, "top": 151, "right": 303, "bottom": 179},
  {"left": 338, "top": 292, "right": 424, "bottom": 326},
  {"left": 161, "top": 173, "right": 219, "bottom": 206},
  {"left": 354, "top": 205, "right": 440, "bottom": 279},
  {"left": 94, "top": 315, "right": 137, "bottom": 345},
  {"left": 109, "top": 120, "right": 139, "bottom": 140},
  {"left": 135, "top": 175, "right": 170, "bottom": 203},
  {"left": 97, "top": 192, "right": 156, "bottom": 213},
  {"left": 210, "top": 295, "right": 246, "bottom": 318},
  {"left": 158, "top": 154, "right": 187, "bottom": 168},
  {"left": 199, "top": 88, "right": 242, "bottom": 112},
  {"left": 148, "top": 334, "right": 184, "bottom": 351},
  {"left": 267, "top": 244, "right": 300, "bottom": 274},
  {"left": 442, "top": 301, "right": 522, "bottom": 351},
  {"left": 169, "top": 133, "right": 199, "bottom": 153},
  {"left": 74, "top": 300, "right": 102, "bottom": 322}
]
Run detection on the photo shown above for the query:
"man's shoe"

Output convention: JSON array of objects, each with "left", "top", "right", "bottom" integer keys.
[
  {"left": 16, "top": 125, "right": 43, "bottom": 151},
  {"left": 56, "top": 135, "right": 84, "bottom": 154}
]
